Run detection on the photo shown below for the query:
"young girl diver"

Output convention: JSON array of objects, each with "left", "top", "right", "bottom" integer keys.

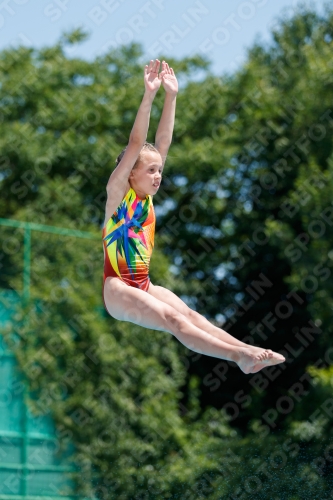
[{"left": 102, "top": 59, "right": 285, "bottom": 375}]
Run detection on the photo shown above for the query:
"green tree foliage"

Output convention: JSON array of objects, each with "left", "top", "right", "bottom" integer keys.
[
  {"left": 2, "top": 6, "right": 333, "bottom": 498},
  {"left": 158, "top": 5, "right": 333, "bottom": 435}
]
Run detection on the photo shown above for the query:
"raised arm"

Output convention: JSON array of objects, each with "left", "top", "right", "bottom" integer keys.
[
  {"left": 107, "top": 59, "right": 162, "bottom": 191},
  {"left": 155, "top": 61, "right": 178, "bottom": 164}
]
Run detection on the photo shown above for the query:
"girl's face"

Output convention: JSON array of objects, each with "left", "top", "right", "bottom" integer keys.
[{"left": 129, "top": 151, "right": 163, "bottom": 198}]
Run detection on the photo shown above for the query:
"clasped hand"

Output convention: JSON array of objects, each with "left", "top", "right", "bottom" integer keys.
[{"left": 144, "top": 59, "right": 178, "bottom": 96}]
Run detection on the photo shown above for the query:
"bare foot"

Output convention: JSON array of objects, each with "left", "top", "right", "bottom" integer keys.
[{"left": 237, "top": 346, "right": 285, "bottom": 374}]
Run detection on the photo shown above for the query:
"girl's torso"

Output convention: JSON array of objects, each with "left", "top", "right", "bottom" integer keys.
[{"left": 102, "top": 182, "right": 155, "bottom": 292}]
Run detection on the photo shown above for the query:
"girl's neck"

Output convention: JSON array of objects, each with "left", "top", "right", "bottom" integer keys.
[{"left": 130, "top": 183, "right": 147, "bottom": 200}]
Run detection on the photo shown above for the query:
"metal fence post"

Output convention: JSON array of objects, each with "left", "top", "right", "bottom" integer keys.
[{"left": 23, "top": 226, "right": 31, "bottom": 305}]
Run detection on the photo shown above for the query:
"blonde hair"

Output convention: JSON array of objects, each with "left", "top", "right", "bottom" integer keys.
[{"left": 114, "top": 142, "right": 160, "bottom": 171}]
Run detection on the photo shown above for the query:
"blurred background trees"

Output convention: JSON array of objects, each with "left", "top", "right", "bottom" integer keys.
[{"left": 1, "top": 5, "right": 333, "bottom": 498}]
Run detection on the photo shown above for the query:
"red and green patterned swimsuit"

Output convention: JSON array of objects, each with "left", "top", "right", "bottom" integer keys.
[{"left": 102, "top": 186, "right": 155, "bottom": 307}]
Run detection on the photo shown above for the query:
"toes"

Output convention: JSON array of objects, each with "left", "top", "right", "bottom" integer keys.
[
  {"left": 257, "top": 351, "right": 267, "bottom": 361},
  {"left": 255, "top": 350, "right": 274, "bottom": 364},
  {"left": 251, "top": 348, "right": 279, "bottom": 364}
]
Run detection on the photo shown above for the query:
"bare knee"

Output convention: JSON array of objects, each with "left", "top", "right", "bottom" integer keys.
[
  {"left": 186, "top": 307, "right": 199, "bottom": 322},
  {"left": 173, "top": 304, "right": 199, "bottom": 325},
  {"left": 164, "top": 307, "right": 188, "bottom": 334},
  {"left": 186, "top": 308, "right": 209, "bottom": 329}
]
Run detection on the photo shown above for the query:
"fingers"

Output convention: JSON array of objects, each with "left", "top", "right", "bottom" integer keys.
[
  {"left": 148, "top": 60, "right": 154, "bottom": 73},
  {"left": 158, "top": 60, "right": 166, "bottom": 79},
  {"left": 145, "top": 59, "right": 159, "bottom": 75},
  {"left": 145, "top": 59, "right": 175, "bottom": 79},
  {"left": 161, "top": 61, "right": 175, "bottom": 77},
  {"left": 153, "top": 59, "right": 160, "bottom": 73},
  {"left": 166, "top": 63, "right": 175, "bottom": 76}
]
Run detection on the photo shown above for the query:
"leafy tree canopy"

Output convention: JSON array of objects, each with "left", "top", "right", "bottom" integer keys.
[{"left": 2, "top": 6, "right": 333, "bottom": 498}]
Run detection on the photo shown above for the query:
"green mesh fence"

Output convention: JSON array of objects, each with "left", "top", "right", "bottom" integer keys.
[{"left": 0, "top": 219, "right": 99, "bottom": 499}]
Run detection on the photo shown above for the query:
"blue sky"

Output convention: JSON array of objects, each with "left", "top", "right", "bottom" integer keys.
[{"left": 0, "top": 0, "right": 328, "bottom": 75}]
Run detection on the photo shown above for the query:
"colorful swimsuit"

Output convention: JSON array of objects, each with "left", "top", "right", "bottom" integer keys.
[{"left": 102, "top": 186, "right": 155, "bottom": 309}]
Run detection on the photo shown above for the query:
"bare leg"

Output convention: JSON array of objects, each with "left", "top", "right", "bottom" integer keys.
[
  {"left": 148, "top": 283, "right": 285, "bottom": 373},
  {"left": 147, "top": 284, "right": 280, "bottom": 362},
  {"left": 105, "top": 278, "right": 285, "bottom": 374}
]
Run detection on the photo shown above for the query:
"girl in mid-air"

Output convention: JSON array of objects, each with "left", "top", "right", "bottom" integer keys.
[{"left": 102, "top": 59, "right": 285, "bottom": 374}]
